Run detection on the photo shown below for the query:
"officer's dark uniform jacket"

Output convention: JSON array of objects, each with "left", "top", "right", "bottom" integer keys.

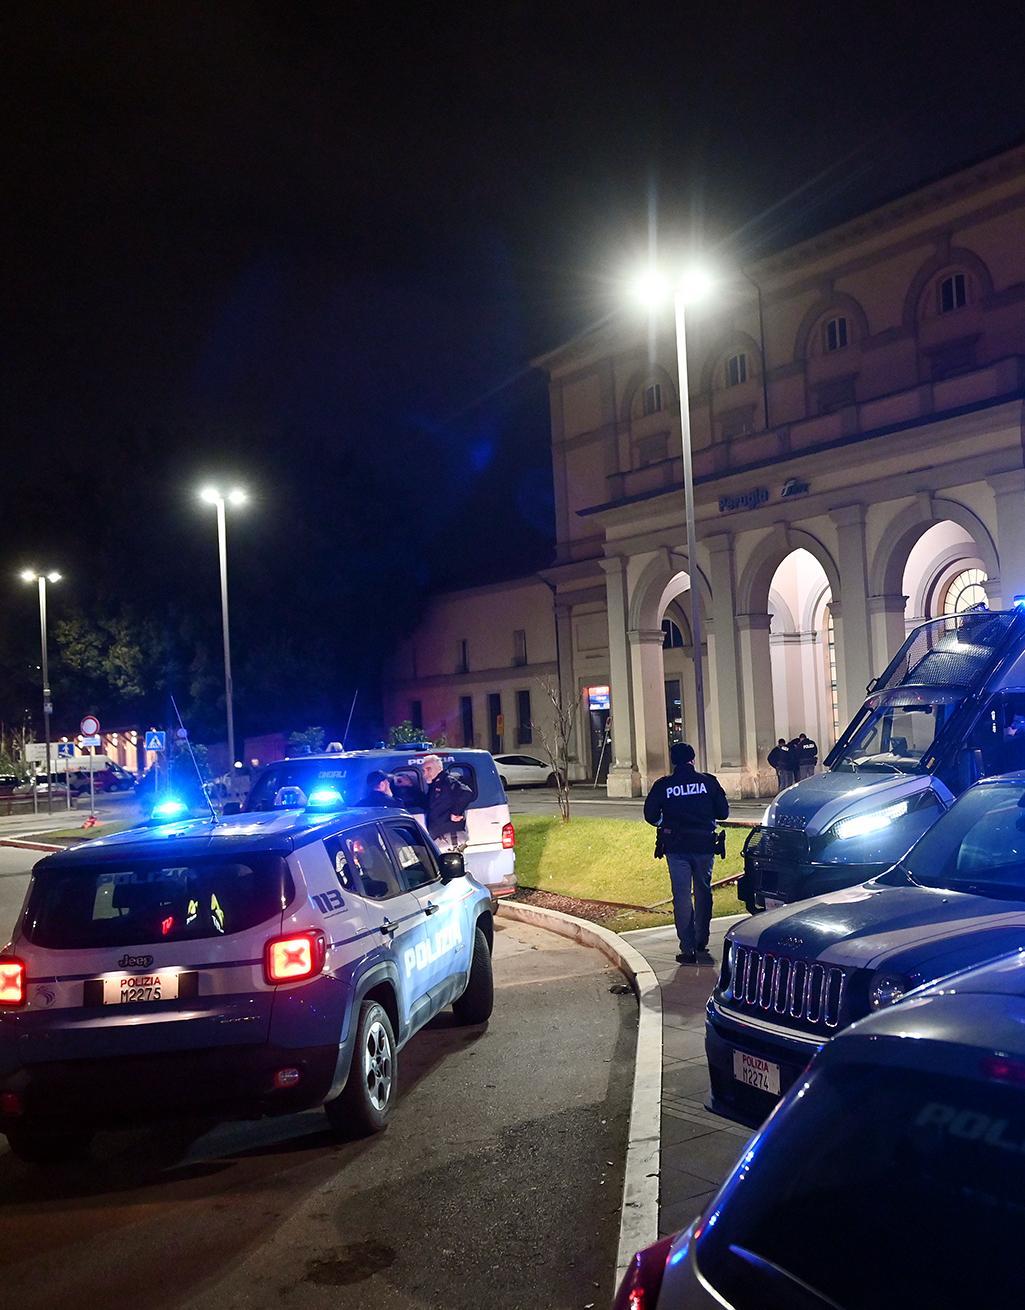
[
  {"left": 643, "top": 763, "right": 729, "bottom": 854},
  {"left": 408, "top": 771, "right": 473, "bottom": 839}
]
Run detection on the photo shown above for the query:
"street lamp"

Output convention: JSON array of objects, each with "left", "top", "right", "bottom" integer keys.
[
  {"left": 198, "top": 485, "right": 247, "bottom": 786},
  {"left": 630, "top": 264, "right": 714, "bottom": 770},
  {"left": 19, "top": 569, "right": 62, "bottom": 814}
]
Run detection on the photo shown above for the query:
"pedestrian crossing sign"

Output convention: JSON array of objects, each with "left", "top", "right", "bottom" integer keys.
[{"left": 145, "top": 731, "right": 167, "bottom": 752}]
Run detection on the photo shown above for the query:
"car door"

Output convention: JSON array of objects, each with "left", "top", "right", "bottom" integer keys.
[
  {"left": 380, "top": 818, "right": 474, "bottom": 1022},
  {"left": 326, "top": 822, "right": 426, "bottom": 1036}
]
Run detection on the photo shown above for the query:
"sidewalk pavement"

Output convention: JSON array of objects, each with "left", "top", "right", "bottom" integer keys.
[{"left": 622, "top": 915, "right": 755, "bottom": 1236}]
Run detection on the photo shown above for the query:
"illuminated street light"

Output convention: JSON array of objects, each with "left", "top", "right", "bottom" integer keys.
[
  {"left": 197, "top": 485, "right": 248, "bottom": 788},
  {"left": 19, "top": 568, "right": 61, "bottom": 813},
  {"left": 628, "top": 263, "right": 716, "bottom": 770}
]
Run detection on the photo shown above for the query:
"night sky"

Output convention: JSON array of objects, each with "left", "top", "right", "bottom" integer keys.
[{"left": 4, "top": 1, "right": 1025, "bottom": 743}]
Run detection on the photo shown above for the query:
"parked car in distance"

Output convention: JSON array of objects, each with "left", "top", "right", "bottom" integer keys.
[
  {"left": 618, "top": 948, "right": 1025, "bottom": 1310},
  {"left": 65, "top": 762, "right": 135, "bottom": 796},
  {"left": 492, "top": 754, "right": 561, "bottom": 788},
  {"left": 707, "top": 770, "right": 1025, "bottom": 1126}
]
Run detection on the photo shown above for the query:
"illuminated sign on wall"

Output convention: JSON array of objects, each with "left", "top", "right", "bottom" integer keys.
[{"left": 587, "top": 686, "right": 611, "bottom": 710}]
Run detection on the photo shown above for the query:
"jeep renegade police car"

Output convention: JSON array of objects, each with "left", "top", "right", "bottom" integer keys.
[{"left": 0, "top": 799, "right": 495, "bottom": 1162}]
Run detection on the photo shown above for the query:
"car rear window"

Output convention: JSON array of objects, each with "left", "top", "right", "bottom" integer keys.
[{"left": 23, "top": 855, "right": 293, "bottom": 948}]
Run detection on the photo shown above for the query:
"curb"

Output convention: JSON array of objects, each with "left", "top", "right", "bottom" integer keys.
[
  {"left": 0, "top": 838, "right": 65, "bottom": 852},
  {"left": 498, "top": 899, "right": 661, "bottom": 1285}
]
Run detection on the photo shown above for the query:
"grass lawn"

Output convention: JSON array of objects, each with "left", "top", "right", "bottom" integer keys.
[
  {"left": 513, "top": 814, "right": 749, "bottom": 931},
  {"left": 36, "top": 819, "right": 138, "bottom": 842}
]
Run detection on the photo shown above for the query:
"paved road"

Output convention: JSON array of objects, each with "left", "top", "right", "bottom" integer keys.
[{"left": 0, "top": 887, "right": 635, "bottom": 1310}]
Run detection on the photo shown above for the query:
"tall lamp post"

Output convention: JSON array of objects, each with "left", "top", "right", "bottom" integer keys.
[
  {"left": 631, "top": 267, "right": 714, "bottom": 770},
  {"left": 199, "top": 485, "right": 247, "bottom": 788},
  {"left": 20, "top": 569, "right": 61, "bottom": 814}
]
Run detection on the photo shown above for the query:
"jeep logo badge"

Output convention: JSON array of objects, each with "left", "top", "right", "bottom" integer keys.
[{"left": 118, "top": 952, "right": 154, "bottom": 970}]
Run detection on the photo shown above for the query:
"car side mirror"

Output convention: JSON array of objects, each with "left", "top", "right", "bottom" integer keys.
[
  {"left": 439, "top": 851, "right": 465, "bottom": 882},
  {"left": 221, "top": 801, "right": 242, "bottom": 816}
]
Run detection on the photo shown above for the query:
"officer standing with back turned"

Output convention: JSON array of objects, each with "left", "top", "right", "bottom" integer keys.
[{"left": 644, "top": 742, "right": 729, "bottom": 964}]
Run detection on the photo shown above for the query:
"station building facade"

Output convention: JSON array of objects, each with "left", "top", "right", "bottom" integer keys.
[{"left": 383, "top": 143, "right": 1025, "bottom": 797}]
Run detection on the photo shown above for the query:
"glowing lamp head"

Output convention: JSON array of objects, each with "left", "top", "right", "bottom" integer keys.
[
  {"left": 152, "top": 797, "right": 188, "bottom": 822},
  {"left": 19, "top": 569, "right": 36, "bottom": 583},
  {"left": 306, "top": 786, "right": 344, "bottom": 811},
  {"left": 629, "top": 267, "right": 671, "bottom": 311},
  {"left": 227, "top": 487, "right": 248, "bottom": 507},
  {"left": 678, "top": 265, "right": 714, "bottom": 304},
  {"left": 199, "top": 486, "right": 220, "bottom": 505},
  {"left": 46, "top": 571, "right": 62, "bottom": 583}
]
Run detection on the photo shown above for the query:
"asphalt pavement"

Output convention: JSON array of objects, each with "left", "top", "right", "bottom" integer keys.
[{"left": 0, "top": 903, "right": 636, "bottom": 1310}]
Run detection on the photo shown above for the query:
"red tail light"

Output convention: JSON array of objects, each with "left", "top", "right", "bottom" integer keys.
[
  {"left": 502, "top": 822, "right": 515, "bottom": 850},
  {"left": 612, "top": 1235, "right": 674, "bottom": 1310},
  {"left": 0, "top": 959, "right": 26, "bottom": 1008},
  {"left": 264, "top": 931, "right": 326, "bottom": 985}
]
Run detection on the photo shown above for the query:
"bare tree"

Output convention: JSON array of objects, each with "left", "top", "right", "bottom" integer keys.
[{"left": 533, "top": 676, "right": 579, "bottom": 822}]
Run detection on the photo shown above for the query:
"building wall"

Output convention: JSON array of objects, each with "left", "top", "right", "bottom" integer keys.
[{"left": 384, "top": 143, "right": 1025, "bottom": 795}]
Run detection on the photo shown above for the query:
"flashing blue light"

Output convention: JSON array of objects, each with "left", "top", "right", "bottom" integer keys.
[
  {"left": 1014, "top": 595, "right": 1025, "bottom": 609},
  {"left": 306, "top": 786, "right": 344, "bottom": 810},
  {"left": 152, "top": 797, "right": 188, "bottom": 821}
]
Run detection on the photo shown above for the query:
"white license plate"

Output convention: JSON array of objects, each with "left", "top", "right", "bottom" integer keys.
[
  {"left": 762, "top": 894, "right": 784, "bottom": 910},
  {"left": 103, "top": 972, "right": 179, "bottom": 1005},
  {"left": 732, "top": 1050, "right": 781, "bottom": 1096}
]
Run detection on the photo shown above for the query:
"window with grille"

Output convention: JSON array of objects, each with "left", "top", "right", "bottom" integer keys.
[
  {"left": 662, "top": 619, "right": 684, "bottom": 649},
  {"left": 824, "top": 316, "right": 849, "bottom": 352},
  {"left": 642, "top": 383, "right": 663, "bottom": 415},
  {"left": 942, "top": 568, "right": 987, "bottom": 615},
  {"left": 827, "top": 609, "right": 840, "bottom": 740},
  {"left": 411, "top": 699, "right": 423, "bottom": 730},
  {"left": 725, "top": 353, "right": 748, "bottom": 387},
  {"left": 939, "top": 272, "right": 967, "bottom": 314}
]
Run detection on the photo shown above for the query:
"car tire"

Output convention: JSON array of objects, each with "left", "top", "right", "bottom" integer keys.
[
  {"left": 5, "top": 1124, "right": 93, "bottom": 1165},
  {"left": 324, "top": 1000, "right": 397, "bottom": 1138},
  {"left": 452, "top": 926, "right": 494, "bottom": 1025},
  {"left": 546, "top": 772, "right": 559, "bottom": 788},
  {"left": 499, "top": 776, "right": 509, "bottom": 789}
]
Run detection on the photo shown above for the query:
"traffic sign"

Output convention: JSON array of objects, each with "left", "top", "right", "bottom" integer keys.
[
  {"left": 80, "top": 735, "right": 101, "bottom": 748},
  {"left": 57, "top": 742, "right": 75, "bottom": 759},
  {"left": 175, "top": 727, "right": 189, "bottom": 741},
  {"left": 80, "top": 715, "right": 100, "bottom": 737},
  {"left": 145, "top": 731, "right": 167, "bottom": 752}
]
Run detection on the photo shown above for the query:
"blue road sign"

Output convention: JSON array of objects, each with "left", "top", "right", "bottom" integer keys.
[
  {"left": 145, "top": 731, "right": 167, "bottom": 752},
  {"left": 57, "top": 742, "right": 75, "bottom": 759}
]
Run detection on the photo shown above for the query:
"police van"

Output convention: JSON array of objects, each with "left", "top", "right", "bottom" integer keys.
[
  {"left": 0, "top": 795, "right": 495, "bottom": 1162},
  {"left": 241, "top": 747, "right": 516, "bottom": 897},
  {"left": 743, "top": 606, "right": 1025, "bottom": 910},
  {"left": 620, "top": 948, "right": 1025, "bottom": 1309},
  {"left": 707, "top": 769, "right": 1025, "bottom": 1126}
]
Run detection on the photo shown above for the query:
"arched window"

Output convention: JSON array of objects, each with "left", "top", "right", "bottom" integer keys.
[
  {"left": 725, "top": 352, "right": 748, "bottom": 387},
  {"left": 662, "top": 619, "right": 684, "bottom": 649},
  {"left": 824, "top": 316, "right": 849, "bottom": 352},
  {"left": 938, "top": 272, "right": 968, "bottom": 314},
  {"left": 942, "top": 568, "right": 988, "bottom": 615},
  {"left": 642, "top": 382, "right": 663, "bottom": 415}
]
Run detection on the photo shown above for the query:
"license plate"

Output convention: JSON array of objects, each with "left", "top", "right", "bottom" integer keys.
[
  {"left": 732, "top": 1050, "right": 781, "bottom": 1096},
  {"left": 762, "top": 894, "right": 784, "bottom": 910},
  {"left": 103, "top": 972, "right": 179, "bottom": 1005}
]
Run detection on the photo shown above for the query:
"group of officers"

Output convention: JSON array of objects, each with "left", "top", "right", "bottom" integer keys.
[
  {"left": 357, "top": 754, "right": 472, "bottom": 846},
  {"left": 767, "top": 733, "right": 819, "bottom": 791}
]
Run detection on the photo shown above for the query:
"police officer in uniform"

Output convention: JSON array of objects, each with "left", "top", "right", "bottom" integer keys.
[{"left": 644, "top": 742, "right": 729, "bottom": 964}]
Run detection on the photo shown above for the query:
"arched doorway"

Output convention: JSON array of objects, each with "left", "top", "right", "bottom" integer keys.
[
  {"left": 767, "top": 548, "right": 836, "bottom": 754},
  {"left": 902, "top": 520, "right": 989, "bottom": 628}
]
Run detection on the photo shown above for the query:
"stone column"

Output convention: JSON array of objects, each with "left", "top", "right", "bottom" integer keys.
[
  {"left": 705, "top": 532, "right": 750, "bottom": 796},
  {"left": 736, "top": 612, "right": 775, "bottom": 795},
  {"left": 601, "top": 557, "right": 639, "bottom": 796},
  {"left": 629, "top": 627, "right": 669, "bottom": 792},
  {"left": 867, "top": 594, "right": 909, "bottom": 680},
  {"left": 989, "top": 469, "right": 1025, "bottom": 603},
  {"left": 831, "top": 505, "right": 873, "bottom": 721}
]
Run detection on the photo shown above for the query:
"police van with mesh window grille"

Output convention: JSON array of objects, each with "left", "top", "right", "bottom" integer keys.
[{"left": 0, "top": 793, "right": 495, "bottom": 1162}]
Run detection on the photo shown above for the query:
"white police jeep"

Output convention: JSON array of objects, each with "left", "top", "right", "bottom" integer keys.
[{"left": 0, "top": 796, "right": 495, "bottom": 1162}]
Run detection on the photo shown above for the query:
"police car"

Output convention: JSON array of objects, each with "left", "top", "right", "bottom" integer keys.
[
  {"left": 618, "top": 948, "right": 1025, "bottom": 1309},
  {"left": 0, "top": 792, "right": 495, "bottom": 1162},
  {"left": 241, "top": 747, "right": 517, "bottom": 897},
  {"left": 707, "top": 770, "right": 1025, "bottom": 1126}
]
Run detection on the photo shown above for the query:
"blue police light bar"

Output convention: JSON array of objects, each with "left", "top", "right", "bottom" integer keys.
[
  {"left": 306, "top": 787, "right": 344, "bottom": 810},
  {"left": 1014, "top": 595, "right": 1025, "bottom": 608},
  {"left": 152, "top": 797, "right": 188, "bottom": 821}
]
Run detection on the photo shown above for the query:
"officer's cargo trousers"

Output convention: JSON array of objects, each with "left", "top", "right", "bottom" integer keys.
[{"left": 665, "top": 852, "right": 715, "bottom": 953}]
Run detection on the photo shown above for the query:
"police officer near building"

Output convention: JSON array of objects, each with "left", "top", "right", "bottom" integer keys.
[
  {"left": 644, "top": 742, "right": 730, "bottom": 964},
  {"left": 793, "top": 732, "right": 818, "bottom": 779},
  {"left": 356, "top": 769, "right": 405, "bottom": 809},
  {"left": 404, "top": 754, "right": 473, "bottom": 847}
]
